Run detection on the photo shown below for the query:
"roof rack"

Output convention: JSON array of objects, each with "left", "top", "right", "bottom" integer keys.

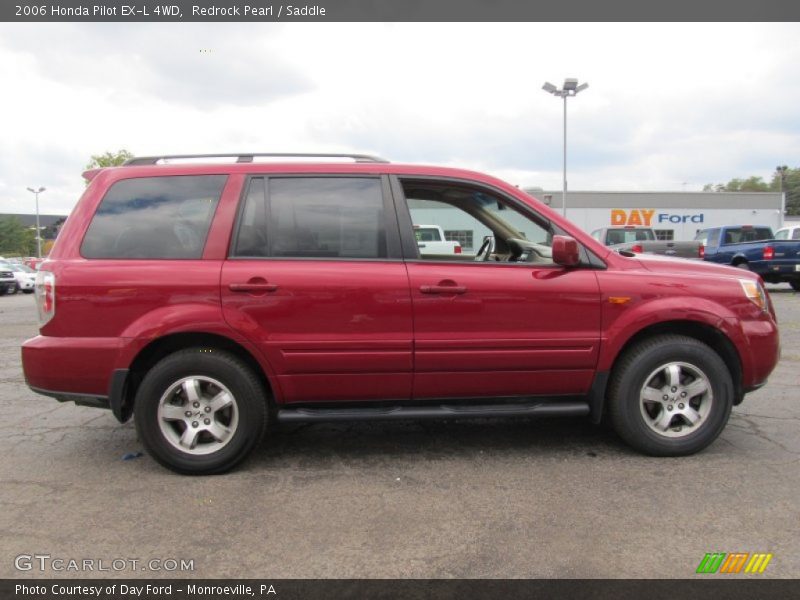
[{"left": 123, "top": 153, "right": 390, "bottom": 166}]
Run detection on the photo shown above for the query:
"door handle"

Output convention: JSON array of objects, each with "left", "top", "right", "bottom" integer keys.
[
  {"left": 420, "top": 285, "right": 467, "bottom": 294},
  {"left": 229, "top": 282, "right": 278, "bottom": 292}
]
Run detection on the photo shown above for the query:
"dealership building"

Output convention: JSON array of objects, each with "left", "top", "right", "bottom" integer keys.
[
  {"left": 524, "top": 190, "right": 784, "bottom": 242},
  {"left": 409, "top": 190, "right": 784, "bottom": 253}
]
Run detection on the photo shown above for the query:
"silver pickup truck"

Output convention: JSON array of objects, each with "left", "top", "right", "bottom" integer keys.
[{"left": 591, "top": 227, "right": 703, "bottom": 259}]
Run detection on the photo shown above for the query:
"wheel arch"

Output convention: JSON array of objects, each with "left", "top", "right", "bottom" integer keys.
[
  {"left": 114, "top": 332, "right": 276, "bottom": 423},
  {"left": 593, "top": 320, "right": 744, "bottom": 423}
]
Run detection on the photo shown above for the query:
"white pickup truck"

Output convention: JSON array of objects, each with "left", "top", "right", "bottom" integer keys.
[
  {"left": 413, "top": 224, "right": 462, "bottom": 256},
  {"left": 775, "top": 225, "right": 800, "bottom": 241}
]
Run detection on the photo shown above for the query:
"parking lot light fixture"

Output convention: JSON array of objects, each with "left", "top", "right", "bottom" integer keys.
[
  {"left": 26, "top": 186, "right": 46, "bottom": 258},
  {"left": 542, "top": 78, "right": 589, "bottom": 217}
]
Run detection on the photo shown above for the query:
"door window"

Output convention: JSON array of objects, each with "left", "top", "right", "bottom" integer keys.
[
  {"left": 232, "top": 177, "right": 388, "bottom": 259},
  {"left": 400, "top": 180, "right": 556, "bottom": 266}
]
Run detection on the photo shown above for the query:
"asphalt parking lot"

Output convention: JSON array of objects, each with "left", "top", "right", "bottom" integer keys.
[{"left": 1, "top": 287, "right": 798, "bottom": 579}]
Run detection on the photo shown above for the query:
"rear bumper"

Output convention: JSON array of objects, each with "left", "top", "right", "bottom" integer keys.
[
  {"left": 28, "top": 386, "right": 109, "bottom": 409},
  {"left": 749, "top": 262, "right": 800, "bottom": 280},
  {"left": 22, "top": 334, "right": 126, "bottom": 396}
]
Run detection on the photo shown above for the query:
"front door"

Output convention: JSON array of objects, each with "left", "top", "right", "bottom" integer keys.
[{"left": 393, "top": 177, "right": 602, "bottom": 400}]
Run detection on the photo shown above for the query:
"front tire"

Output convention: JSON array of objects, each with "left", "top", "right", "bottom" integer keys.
[
  {"left": 608, "top": 335, "right": 733, "bottom": 456},
  {"left": 790, "top": 280, "right": 800, "bottom": 292},
  {"left": 134, "top": 348, "right": 268, "bottom": 475}
]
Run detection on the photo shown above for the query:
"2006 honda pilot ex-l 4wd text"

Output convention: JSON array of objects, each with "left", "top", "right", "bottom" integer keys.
[{"left": 22, "top": 153, "right": 780, "bottom": 474}]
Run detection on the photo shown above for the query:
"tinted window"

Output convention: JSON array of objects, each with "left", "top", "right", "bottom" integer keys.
[
  {"left": 722, "top": 227, "right": 773, "bottom": 244},
  {"left": 233, "top": 177, "right": 387, "bottom": 259},
  {"left": 794, "top": 229, "right": 800, "bottom": 241},
  {"left": 81, "top": 175, "right": 226, "bottom": 259}
]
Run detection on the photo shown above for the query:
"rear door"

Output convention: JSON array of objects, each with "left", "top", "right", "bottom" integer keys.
[
  {"left": 392, "top": 176, "right": 602, "bottom": 400},
  {"left": 221, "top": 175, "right": 413, "bottom": 404}
]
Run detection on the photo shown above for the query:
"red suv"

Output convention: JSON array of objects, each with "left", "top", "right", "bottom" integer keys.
[{"left": 22, "top": 154, "right": 780, "bottom": 474}]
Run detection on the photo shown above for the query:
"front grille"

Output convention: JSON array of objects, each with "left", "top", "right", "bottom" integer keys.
[{"left": 0, "top": 271, "right": 13, "bottom": 279}]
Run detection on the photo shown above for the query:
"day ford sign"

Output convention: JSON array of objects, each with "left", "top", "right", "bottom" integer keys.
[{"left": 611, "top": 209, "right": 705, "bottom": 227}]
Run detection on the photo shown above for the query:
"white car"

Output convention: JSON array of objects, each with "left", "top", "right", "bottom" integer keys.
[
  {"left": 0, "top": 262, "right": 35, "bottom": 294},
  {"left": 774, "top": 226, "right": 800, "bottom": 241},
  {"left": 413, "top": 224, "right": 462, "bottom": 256}
]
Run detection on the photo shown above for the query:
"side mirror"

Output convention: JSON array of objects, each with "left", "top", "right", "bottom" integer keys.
[{"left": 552, "top": 235, "right": 580, "bottom": 267}]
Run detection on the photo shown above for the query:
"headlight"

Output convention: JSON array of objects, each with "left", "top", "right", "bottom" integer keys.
[{"left": 739, "top": 278, "right": 768, "bottom": 312}]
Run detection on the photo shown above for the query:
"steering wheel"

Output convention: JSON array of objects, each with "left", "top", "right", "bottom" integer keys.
[{"left": 474, "top": 236, "right": 496, "bottom": 261}]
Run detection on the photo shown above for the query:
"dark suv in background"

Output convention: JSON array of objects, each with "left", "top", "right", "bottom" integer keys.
[{"left": 22, "top": 154, "right": 780, "bottom": 474}]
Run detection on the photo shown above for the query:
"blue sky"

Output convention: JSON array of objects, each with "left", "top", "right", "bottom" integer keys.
[{"left": 1, "top": 22, "right": 799, "bottom": 214}]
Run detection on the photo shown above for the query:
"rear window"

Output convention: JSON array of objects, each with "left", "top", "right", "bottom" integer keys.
[
  {"left": 81, "top": 175, "right": 226, "bottom": 259},
  {"left": 414, "top": 227, "right": 442, "bottom": 242},
  {"left": 721, "top": 227, "right": 773, "bottom": 245},
  {"left": 605, "top": 229, "right": 655, "bottom": 245}
]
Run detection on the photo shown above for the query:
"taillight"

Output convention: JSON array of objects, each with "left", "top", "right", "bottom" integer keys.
[
  {"left": 763, "top": 246, "right": 774, "bottom": 260},
  {"left": 630, "top": 244, "right": 644, "bottom": 253},
  {"left": 35, "top": 270, "right": 55, "bottom": 327},
  {"left": 454, "top": 245, "right": 462, "bottom": 254},
  {"left": 699, "top": 245, "right": 705, "bottom": 259}
]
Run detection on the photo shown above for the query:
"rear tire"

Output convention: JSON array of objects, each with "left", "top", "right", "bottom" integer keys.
[
  {"left": 734, "top": 261, "right": 749, "bottom": 270},
  {"left": 608, "top": 335, "right": 733, "bottom": 456},
  {"left": 790, "top": 280, "right": 800, "bottom": 292},
  {"left": 134, "top": 348, "right": 268, "bottom": 475}
]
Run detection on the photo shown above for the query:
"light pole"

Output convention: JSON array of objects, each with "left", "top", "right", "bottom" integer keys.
[
  {"left": 542, "top": 78, "right": 589, "bottom": 217},
  {"left": 26, "top": 186, "right": 46, "bottom": 258},
  {"left": 776, "top": 165, "right": 788, "bottom": 224}
]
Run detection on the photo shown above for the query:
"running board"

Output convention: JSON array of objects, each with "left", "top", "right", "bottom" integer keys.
[{"left": 276, "top": 401, "right": 590, "bottom": 423}]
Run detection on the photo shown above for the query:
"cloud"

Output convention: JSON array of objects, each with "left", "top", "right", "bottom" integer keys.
[
  {"left": 1, "top": 22, "right": 799, "bottom": 214},
  {"left": 0, "top": 24, "right": 312, "bottom": 109}
]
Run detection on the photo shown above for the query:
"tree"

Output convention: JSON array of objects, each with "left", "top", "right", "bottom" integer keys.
[
  {"left": 703, "top": 166, "right": 800, "bottom": 215},
  {"left": 703, "top": 176, "right": 771, "bottom": 192},
  {"left": 0, "top": 216, "right": 37, "bottom": 256},
  {"left": 42, "top": 216, "right": 67, "bottom": 241},
  {"left": 772, "top": 166, "right": 800, "bottom": 216},
  {"left": 85, "top": 149, "right": 134, "bottom": 170}
]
